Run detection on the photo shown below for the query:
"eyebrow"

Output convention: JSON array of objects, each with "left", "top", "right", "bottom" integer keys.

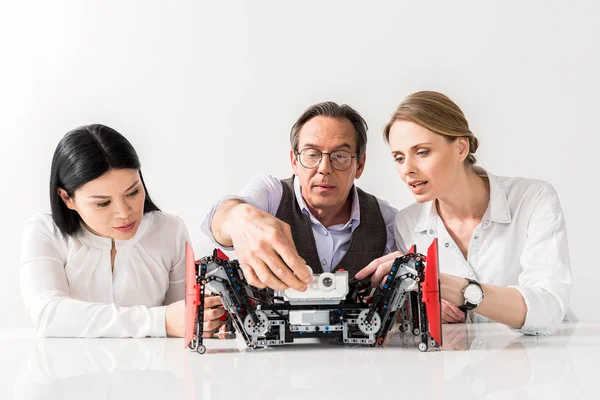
[
  {"left": 302, "top": 142, "right": 353, "bottom": 151},
  {"left": 391, "top": 142, "right": 433, "bottom": 156},
  {"left": 88, "top": 180, "right": 140, "bottom": 199}
]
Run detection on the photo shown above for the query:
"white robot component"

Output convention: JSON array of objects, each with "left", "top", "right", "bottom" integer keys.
[{"left": 280, "top": 271, "right": 349, "bottom": 305}]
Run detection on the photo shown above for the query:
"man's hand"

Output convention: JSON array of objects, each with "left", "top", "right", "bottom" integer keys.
[
  {"left": 202, "top": 295, "right": 226, "bottom": 338},
  {"left": 442, "top": 299, "right": 466, "bottom": 323},
  {"left": 216, "top": 201, "right": 312, "bottom": 291},
  {"left": 355, "top": 251, "right": 404, "bottom": 287},
  {"left": 356, "top": 254, "right": 467, "bottom": 324}
]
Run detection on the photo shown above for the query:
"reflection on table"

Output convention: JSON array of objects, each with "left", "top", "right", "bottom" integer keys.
[
  {"left": 11, "top": 322, "right": 592, "bottom": 400},
  {"left": 14, "top": 338, "right": 186, "bottom": 400}
]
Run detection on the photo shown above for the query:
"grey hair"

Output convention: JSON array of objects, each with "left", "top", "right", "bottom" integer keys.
[{"left": 290, "top": 101, "right": 368, "bottom": 157}]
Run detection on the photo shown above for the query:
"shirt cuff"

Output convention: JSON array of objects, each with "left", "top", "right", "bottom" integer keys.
[
  {"left": 508, "top": 285, "right": 558, "bottom": 336},
  {"left": 149, "top": 306, "right": 167, "bottom": 337}
]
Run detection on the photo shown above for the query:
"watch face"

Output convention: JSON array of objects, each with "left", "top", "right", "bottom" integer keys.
[{"left": 464, "top": 284, "right": 483, "bottom": 303}]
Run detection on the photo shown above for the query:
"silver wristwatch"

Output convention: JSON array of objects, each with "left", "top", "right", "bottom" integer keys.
[{"left": 459, "top": 278, "right": 484, "bottom": 312}]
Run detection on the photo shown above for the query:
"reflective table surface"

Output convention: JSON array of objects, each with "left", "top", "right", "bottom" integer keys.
[{"left": 2, "top": 322, "right": 596, "bottom": 399}]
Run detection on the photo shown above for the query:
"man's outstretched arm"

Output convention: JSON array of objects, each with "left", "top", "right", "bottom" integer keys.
[{"left": 202, "top": 176, "right": 312, "bottom": 291}]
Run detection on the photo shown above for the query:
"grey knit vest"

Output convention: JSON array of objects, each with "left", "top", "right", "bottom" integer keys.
[{"left": 275, "top": 177, "right": 387, "bottom": 276}]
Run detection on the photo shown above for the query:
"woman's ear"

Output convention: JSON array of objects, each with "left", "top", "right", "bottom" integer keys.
[
  {"left": 456, "top": 137, "right": 470, "bottom": 163},
  {"left": 57, "top": 188, "right": 76, "bottom": 210}
]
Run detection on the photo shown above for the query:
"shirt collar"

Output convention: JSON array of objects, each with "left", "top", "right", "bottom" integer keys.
[
  {"left": 413, "top": 201, "right": 437, "bottom": 233},
  {"left": 413, "top": 167, "right": 511, "bottom": 233},
  {"left": 485, "top": 169, "right": 512, "bottom": 224},
  {"left": 293, "top": 175, "right": 360, "bottom": 230}
]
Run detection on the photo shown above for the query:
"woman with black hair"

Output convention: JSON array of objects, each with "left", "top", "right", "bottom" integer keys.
[{"left": 19, "top": 125, "right": 222, "bottom": 338}]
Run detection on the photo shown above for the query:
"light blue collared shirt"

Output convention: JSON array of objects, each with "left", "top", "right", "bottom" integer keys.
[{"left": 201, "top": 175, "right": 398, "bottom": 272}]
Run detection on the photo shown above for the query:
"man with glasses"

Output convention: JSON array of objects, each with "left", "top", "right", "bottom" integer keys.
[{"left": 200, "top": 102, "right": 398, "bottom": 318}]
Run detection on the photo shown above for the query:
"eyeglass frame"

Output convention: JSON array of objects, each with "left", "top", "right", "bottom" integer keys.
[{"left": 295, "top": 148, "right": 358, "bottom": 171}]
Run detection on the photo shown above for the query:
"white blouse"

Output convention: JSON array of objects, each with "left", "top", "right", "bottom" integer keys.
[
  {"left": 20, "top": 211, "right": 190, "bottom": 338},
  {"left": 394, "top": 169, "right": 573, "bottom": 335}
]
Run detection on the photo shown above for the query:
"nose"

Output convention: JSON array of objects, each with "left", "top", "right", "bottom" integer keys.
[
  {"left": 114, "top": 198, "right": 132, "bottom": 220},
  {"left": 317, "top": 153, "right": 333, "bottom": 175},
  {"left": 402, "top": 155, "right": 417, "bottom": 179}
]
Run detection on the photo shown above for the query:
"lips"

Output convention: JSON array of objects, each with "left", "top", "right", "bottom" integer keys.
[
  {"left": 408, "top": 180, "right": 428, "bottom": 188},
  {"left": 408, "top": 180, "right": 429, "bottom": 195},
  {"left": 313, "top": 180, "right": 336, "bottom": 190},
  {"left": 114, "top": 221, "right": 136, "bottom": 233}
]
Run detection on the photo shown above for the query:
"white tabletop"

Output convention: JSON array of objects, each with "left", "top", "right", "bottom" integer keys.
[{"left": 1, "top": 322, "right": 597, "bottom": 399}]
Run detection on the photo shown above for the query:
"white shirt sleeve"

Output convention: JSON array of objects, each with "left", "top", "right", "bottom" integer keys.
[
  {"left": 20, "top": 218, "right": 167, "bottom": 338},
  {"left": 509, "top": 183, "right": 572, "bottom": 335}
]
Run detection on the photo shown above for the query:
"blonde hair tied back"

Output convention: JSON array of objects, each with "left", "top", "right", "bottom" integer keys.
[{"left": 384, "top": 91, "right": 479, "bottom": 165}]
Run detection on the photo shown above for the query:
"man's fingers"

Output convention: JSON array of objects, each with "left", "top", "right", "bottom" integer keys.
[
  {"left": 280, "top": 222, "right": 298, "bottom": 252},
  {"left": 251, "top": 258, "right": 288, "bottom": 291},
  {"left": 358, "top": 256, "right": 389, "bottom": 282},
  {"left": 263, "top": 252, "right": 307, "bottom": 292},
  {"left": 377, "top": 251, "right": 404, "bottom": 265},
  {"left": 356, "top": 251, "right": 403, "bottom": 280},
  {"left": 355, "top": 260, "right": 379, "bottom": 280},
  {"left": 240, "top": 263, "right": 265, "bottom": 289},
  {"left": 373, "top": 251, "right": 403, "bottom": 266},
  {"left": 274, "top": 236, "right": 311, "bottom": 285},
  {"left": 371, "top": 260, "right": 394, "bottom": 287},
  {"left": 371, "top": 263, "right": 392, "bottom": 286}
]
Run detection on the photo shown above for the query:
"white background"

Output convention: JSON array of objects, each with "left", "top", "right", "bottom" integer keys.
[{"left": 1, "top": 0, "right": 598, "bottom": 330}]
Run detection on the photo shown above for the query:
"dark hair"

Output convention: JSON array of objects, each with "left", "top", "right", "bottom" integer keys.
[
  {"left": 290, "top": 101, "right": 368, "bottom": 158},
  {"left": 50, "top": 124, "right": 160, "bottom": 236}
]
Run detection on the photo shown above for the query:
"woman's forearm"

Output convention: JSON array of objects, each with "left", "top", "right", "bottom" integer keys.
[
  {"left": 440, "top": 273, "right": 527, "bottom": 329},
  {"left": 29, "top": 293, "right": 167, "bottom": 338}
]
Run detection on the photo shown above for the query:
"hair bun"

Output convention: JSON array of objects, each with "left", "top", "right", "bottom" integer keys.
[{"left": 469, "top": 135, "right": 479, "bottom": 154}]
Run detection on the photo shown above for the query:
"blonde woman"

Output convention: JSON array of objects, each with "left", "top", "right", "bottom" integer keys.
[{"left": 356, "top": 91, "right": 573, "bottom": 335}]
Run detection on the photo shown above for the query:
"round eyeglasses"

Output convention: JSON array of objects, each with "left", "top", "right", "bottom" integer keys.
[{"left": 296, "top": 148, "right": 357, "bottom": 171}]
